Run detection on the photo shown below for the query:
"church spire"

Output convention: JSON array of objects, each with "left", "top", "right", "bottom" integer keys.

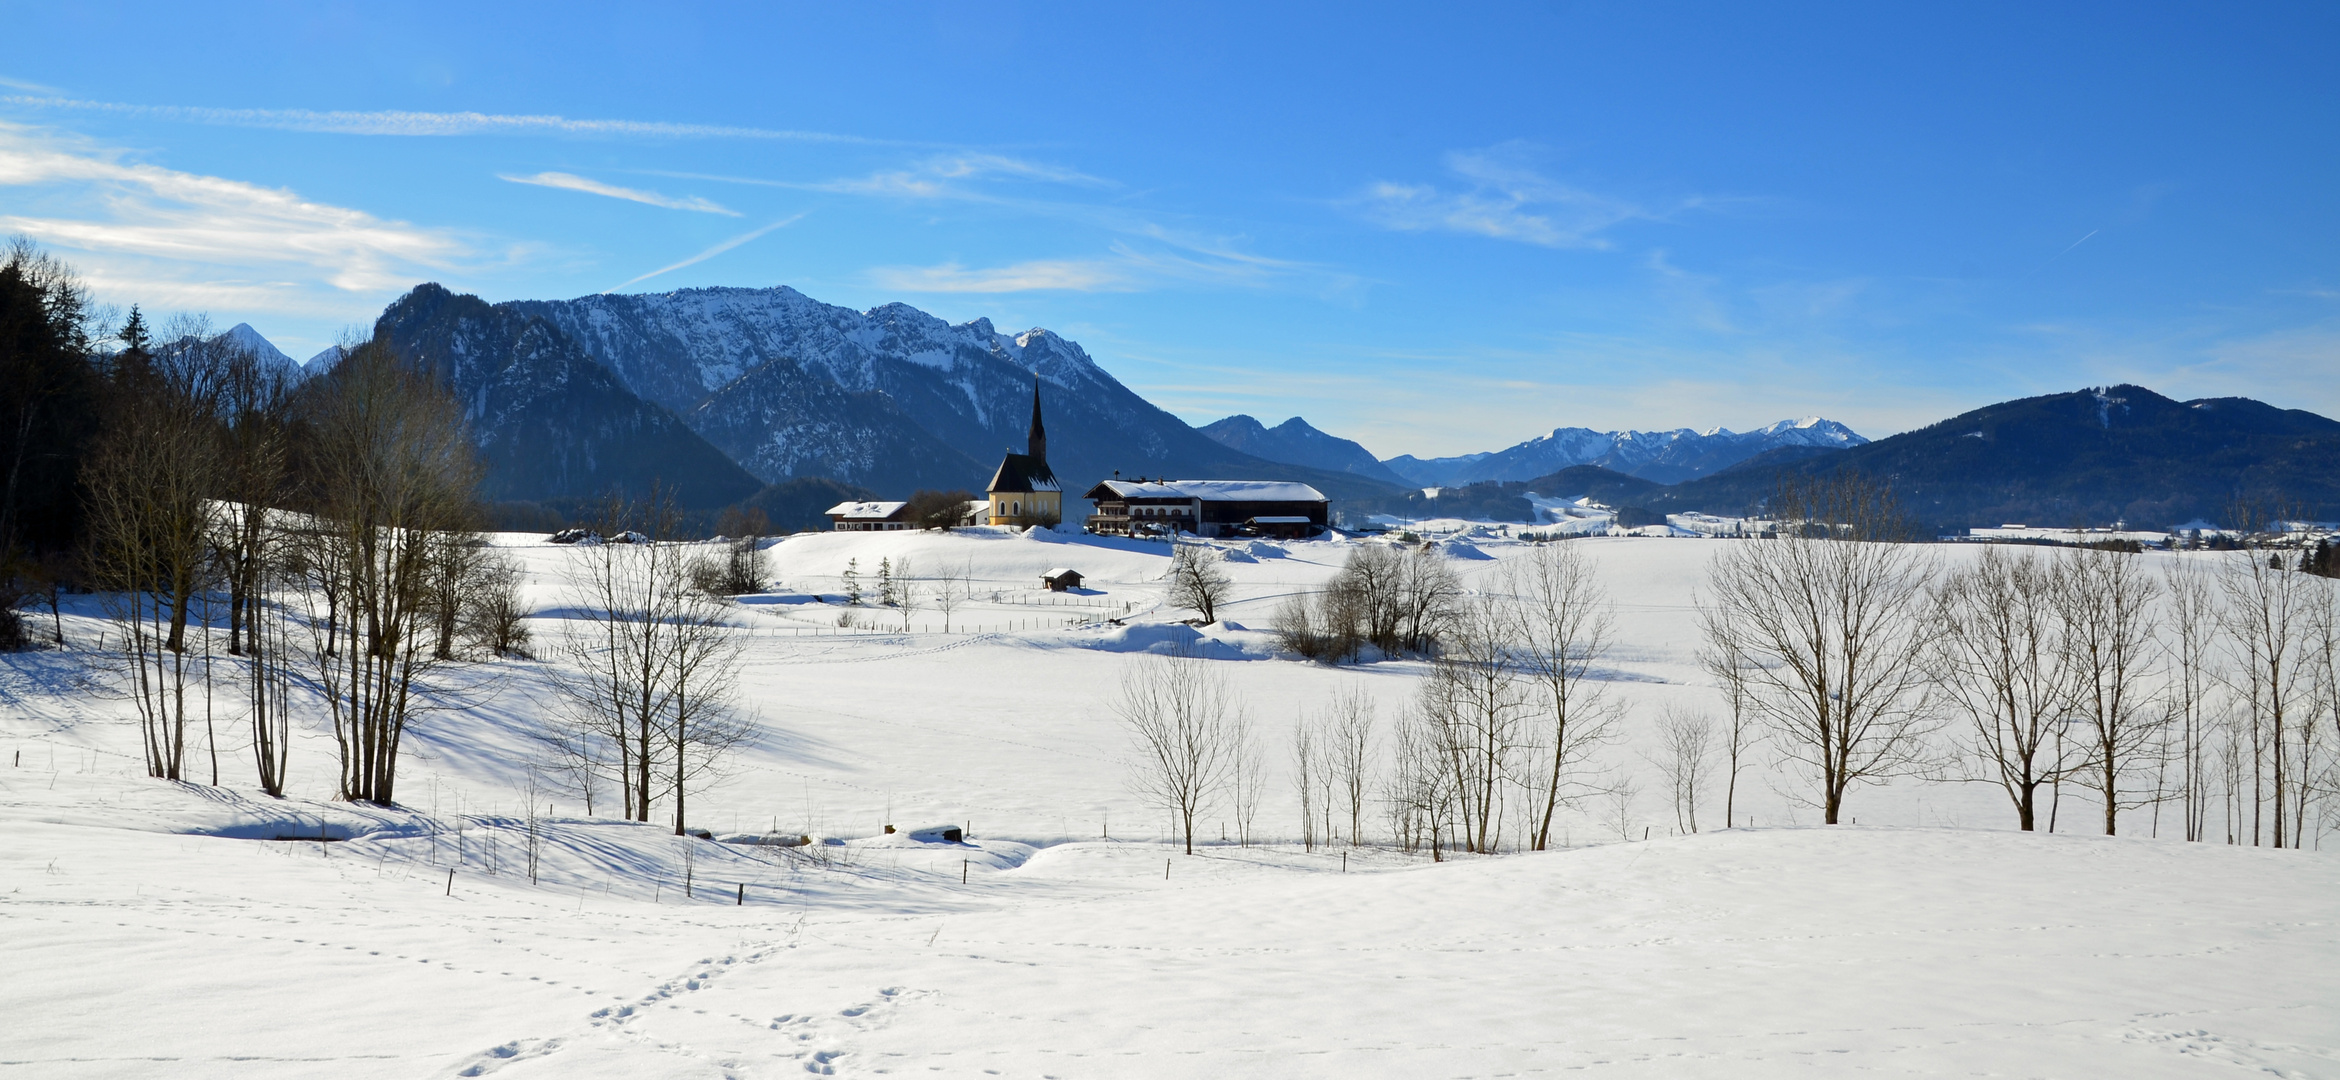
[{"left": 1027, "top": 374, "right": 1047, "bottom": 464}]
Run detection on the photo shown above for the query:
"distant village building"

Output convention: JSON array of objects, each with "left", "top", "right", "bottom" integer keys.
[
  {"left": 988, "top": 378, "right": 1062, "bottom": 528},
  {"left": 825, "top": 500, "right": 915, "bottom": 531},
  {"left": 1083, "top": 479, "right": 1329, "bottom": 539},
  {"left": 1040, "top": 568, "right": 1084, "bottom": 592}
]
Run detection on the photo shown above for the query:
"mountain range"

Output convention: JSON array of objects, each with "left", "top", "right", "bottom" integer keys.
[
  {"left": 215, "top": 286, "right": 2336, "bottom": 530},
  {"left": 1371, "top": 385, "right": 2340, "bottom": 528},
  {"left": 1381, "top": 417, "right": 1869, "bottom": 486},
  {"left": 1198, "top": 415, "right": 1410, "bottom": 486},
  {"left": 365, "top": 284, "right": 1391, "bottom": 507}
]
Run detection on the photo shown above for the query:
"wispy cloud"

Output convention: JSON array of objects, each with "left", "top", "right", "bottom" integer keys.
[
  {"left": 606, "top": 215, "right": 803, "bottom": 293},
  {"left": 0, "top": 75, "right": 63, "bottom": 94},
  {"left": 0, "top": 94, "right": 872, "bottom": 142},
  {"left": 656, "top": 153, "right": 1112, "bottom": 201},
  {"left": 0, "top": 121, "right": 483, "bottom": 319},
  {"left": 869, "top": 257, "right": 1137, "bottom": 294},
  {"left": 868, "top": 233, "right": 1346, "bottom": 296},
  {"left": 1359, "top": 143, "right": 1689, "bottom": 249},
  {"left": 500, "top": 171, "right": 738, "bottom": 215}
]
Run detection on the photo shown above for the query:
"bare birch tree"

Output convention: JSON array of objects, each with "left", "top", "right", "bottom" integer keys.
[
  {"left": 1696, "top": 474, "right": 1938, "bottom": 824},
  {"left": 1929, "top": 546, "right": 2079, "bottom": 831},
  {"left": 2056, "top": 546, "right": 2163, "bottom": 835},
  {"left": 1291, "top": 718, "right": 1320, "bottom": 850},
  {"left": 1326, "top": 686, "right": 1377, "bottom": 846},
  {"left": 1504, "top": 541, "right": 1615, "bottom": 849},
  {"left": 2161, "top": 558, "right": 2223, "bottom": 841},
  {"left": 1650, "top": 705, "right": 1714, "bottom": 833},
  {"left": 1117, "top": 648, "right": 1240, "bottom": 854},
  {"left": 1417, "top": 592, "right": 1527, "bottom": 853},
  {"left": 2216, "top": 548, "right": 2317, "bottom": 847},
  {"left": 1700, "top": 641, "right": 1759, "bottom": 828}
]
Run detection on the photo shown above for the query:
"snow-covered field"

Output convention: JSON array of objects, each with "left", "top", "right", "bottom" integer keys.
[{"left": 4, "top": 530, "right": 2336, "bottom": 1077}]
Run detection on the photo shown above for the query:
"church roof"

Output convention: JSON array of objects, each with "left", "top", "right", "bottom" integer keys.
[{"left": 988, "top": 452, "right": 1060, "bottom": 494}]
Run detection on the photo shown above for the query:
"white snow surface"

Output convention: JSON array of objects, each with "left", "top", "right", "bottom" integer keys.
[{"left": 3, "top": 533, "right": 2336, "bottom": 1077}]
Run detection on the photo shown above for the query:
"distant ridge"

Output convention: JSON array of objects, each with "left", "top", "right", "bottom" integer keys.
[
  {"left": 1200, "top": 415, "right": 1409, "bottom": 486},
  {"left": 1385, "top": 417, "right": 1868, "bottom": 486}
]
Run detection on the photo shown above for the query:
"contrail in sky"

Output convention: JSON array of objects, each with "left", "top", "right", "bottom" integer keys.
[{"left": 606, "top": 215, "right": 804, "bottom": 293}]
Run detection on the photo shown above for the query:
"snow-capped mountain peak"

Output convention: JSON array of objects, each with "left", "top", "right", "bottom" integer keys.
[{"left": 1384, "top": 417, "right": 1870, "bottom": 487}]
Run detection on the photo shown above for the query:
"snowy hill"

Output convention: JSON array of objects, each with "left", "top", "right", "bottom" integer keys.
[
  {"left": 1200, "top": 414, "right": 1410, "bottom": 486},
  {"left": 1386, "top": 416, "right": 1868, "bottom": 486},
  {"left": 2, "top": 530, "right": 2334, "bottom": 1075}
]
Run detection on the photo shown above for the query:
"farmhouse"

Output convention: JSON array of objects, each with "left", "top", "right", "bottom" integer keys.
[
  {"left": 824, "top": 500, "right": 914, "bottom": 531},
  {"left": 988, "top": 379, "right": 1062, "bottom": 528},
  {"left": 1083, "top": 479, "right": 1329, "bottom": 539}
]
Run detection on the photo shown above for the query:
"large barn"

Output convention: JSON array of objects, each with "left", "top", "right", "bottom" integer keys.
[{"left": 1082, "top": 479, "right": 1329, "bottom": 539}]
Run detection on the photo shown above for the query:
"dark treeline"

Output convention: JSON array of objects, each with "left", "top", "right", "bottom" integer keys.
[{"left": 0, "top": 242, "right": 530, "bottom": 804}]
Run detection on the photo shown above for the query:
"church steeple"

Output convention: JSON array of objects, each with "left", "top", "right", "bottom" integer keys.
[{"left": 1027, "top": 374, "right": 1047, "bottom": 464}]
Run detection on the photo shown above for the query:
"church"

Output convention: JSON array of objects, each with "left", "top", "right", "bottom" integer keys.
[{"left": 987, "top": 378, "right": 1061, "bottom": 528}]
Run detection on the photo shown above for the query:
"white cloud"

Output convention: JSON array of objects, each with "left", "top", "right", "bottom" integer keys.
[
  {"left": 500, "top": 171, "right": 738, "bottom": 215},
  {"left": 0, "top": 95, "right": 871, "bottom": 142},
  {"left": 0, "top": 121, "right": 481, "bottom": 318},
  {"left": 1360, "top": 143, "right": 1681, "bottom": 249}
]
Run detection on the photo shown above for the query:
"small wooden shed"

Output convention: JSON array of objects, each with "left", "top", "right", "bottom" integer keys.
[{"left": 1041, "top": 567, "right": 1084, "bottom": 592}]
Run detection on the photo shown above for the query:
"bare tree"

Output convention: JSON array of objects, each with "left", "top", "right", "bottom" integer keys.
[
  {"left": 1291, "top": 717, "right": 1320, "bottom": 850},
  {"left": 212, "top": 339, "right": 294, "bottom": 656},
  {"left": 2217, "top": 548, "right": 2318, "bottom": 846},
  {"left": 2056, "top": 546, "right": 2163, "bottom": 835},
  {"left": 1696, "top": 473, "right": 1938, "bottom": 824},
  {"left": 461, "top": 553, "right": 533, "bottom": 659},
  {"left": 932, "top": 561, "right": 970, "bottom": 633},
  {"left": 660, "top": 587, "right": 754, "bottom": 836},
  {"left": 1929, "top": 546, "right": 2079, "bottom": 831},
  {"left": 1701, "top": 641, "right": 1758, "bottom": 828},
  {"left": 84, "top": 322, "right": 224, "bottom": 780},
  {"left": 1326, "top": 686, "right": 1376, "bottom": 846},
  {"left": 1166, "top": 540, "right": 1232, "bottom": 625},
  {"left": 1649, "top": 706, "right": 1714, "bottom": 833},
  {"left": 1228, "top": 711, "right": 1266, "bottom": 847},
  {"left": 549, "top": 492, "right": 693, "bottom": 823},
  {"left": 1417, "top": 592, "right": 1527, "bottom": 853},
  {"left": 2162, "top": 559, "right": 2223, "bottom": 842},
  {"left": 1387, "top": 701, "right": 1460, "bottom": 859},
  {"left": 1505, "top": 541, "right": 1616, "bottom": 849},
  {"left": 893, "top": 557, "right": 919, "bottom": 632},
  {"left": 1116, "top": 648, "right": 1241, "bottom": 854},
  {"left": 297, "top": 340, "right": 481, "bottom": 805},
  {"left": 1604, "top": 775, "right": 1640, "bottom": 842},
  {"left": 1395, "top": 544, "right": 1463, "bottom": 654}
]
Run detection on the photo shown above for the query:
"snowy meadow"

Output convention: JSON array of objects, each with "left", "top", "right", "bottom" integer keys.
[{"left": 4, "top": 526, "right": 2338, "bottom": 1078}]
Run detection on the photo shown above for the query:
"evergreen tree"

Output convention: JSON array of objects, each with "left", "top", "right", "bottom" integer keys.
[
  {"left": 0, "top": 242, "right": 102, "bottom": 565},
  {"left": 843, "top": 557, "right": 861, "bottom": 605},
  {"left": 877, "top": 557, "right": 894, "bottom": 607}
]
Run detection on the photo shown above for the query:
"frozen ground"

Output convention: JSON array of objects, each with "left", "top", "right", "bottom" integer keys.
[{"left": 4, "top": 530, "right": 2337, "bottom": 1077}]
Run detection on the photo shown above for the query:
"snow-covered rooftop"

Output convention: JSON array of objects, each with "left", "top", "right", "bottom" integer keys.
[
  {"left": 1090, "top": 479, "right": 1326, "bottom": 503},
  {"left": 825, "top": 500, "right": 909, "bottom": 520}
]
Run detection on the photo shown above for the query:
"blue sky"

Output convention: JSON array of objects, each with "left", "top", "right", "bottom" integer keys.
[{"left": 2, "top": 2, "right": 2334, "bottom": 456}]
